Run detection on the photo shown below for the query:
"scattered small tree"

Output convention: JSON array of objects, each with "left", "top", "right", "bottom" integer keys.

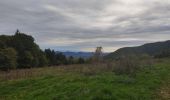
[
  {"left": 77, "top": 57, "right": 85, "bottom": 64},
  {"left": 93, "top": 47, "right": 103, "bottom": 63},
  {"left": 68, "top": 56, "right": 74, "bottom": 64}
]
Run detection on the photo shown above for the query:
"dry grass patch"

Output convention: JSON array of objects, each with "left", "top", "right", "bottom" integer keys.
[{"left": 0, "top": 64, "right": 113, "bottom": 81}]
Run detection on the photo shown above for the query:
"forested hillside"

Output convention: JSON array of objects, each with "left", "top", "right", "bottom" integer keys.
[
  {"left": 0, "top": 30, "right": 86, "bottom": 71},
  {"left": 0, "top": 30, "right": 48, "bottom": 70},
  {"left": 105, "top": 40, "right": 170, "bottom": 59}
]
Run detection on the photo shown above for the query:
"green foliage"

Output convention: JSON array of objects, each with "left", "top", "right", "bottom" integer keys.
[
  {"left": 56, "top": 52, "right": 68, "bottom": 65},
  {"left": 77, "top": 57, "right": 85, "bottom": 64},
  {"left": 68, "top": 56, "right": 74, "bottom": 64},
  {"left": 155, "top": 49, "right": 170, "bottom": 58},
  {"left": 38, "top": 52, "right": 48, "bottom": 67},
  {"left": 44, "top": 49, "right": 68, "bottom": 66},
  {"left": 0, "top": 30, "right": 48, "bottom": 69},
  {"left": 11, "top": 32, "right": 47, "bottom": 68},
  {"left": 0, "top": 48, "right": 17, "bottom": 70},
  {"left": 44, "top": 49, "right": 55, "bottom": 66},
  {"left": 18, "top": 51, "right": 34, "bottom": 68}
]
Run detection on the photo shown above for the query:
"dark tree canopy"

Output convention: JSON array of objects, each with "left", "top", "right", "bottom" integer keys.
[
  {"left": 0, "top": 30, "right": 47, "bottom": 70},
  {"left": 0, "top": 48, "right": 17, "bottom": 71},
  {"left": 77, "top": 57, "right": 85, "bottom": 64},
  {"left": 44, "top": 49, "right": 68, "bottom": 66},
  {"left": 0, "top": 30, "right": 86, "bottom": 70}
]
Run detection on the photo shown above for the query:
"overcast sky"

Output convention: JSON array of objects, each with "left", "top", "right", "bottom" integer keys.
[{"left": 0, "top": 0, "right": 170, "bottom": 52}]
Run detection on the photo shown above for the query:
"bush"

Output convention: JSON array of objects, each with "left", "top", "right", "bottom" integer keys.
[
  {"left": 114, "top": 56, "right": 139, "bottom": 76},
  {"left": 113, "top": 54, "right": 153, "bottom": 76}
]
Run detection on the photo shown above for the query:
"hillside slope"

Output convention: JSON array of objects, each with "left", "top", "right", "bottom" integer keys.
[{"left": 105, "top": 40, "right": 170, "bottom": 59}]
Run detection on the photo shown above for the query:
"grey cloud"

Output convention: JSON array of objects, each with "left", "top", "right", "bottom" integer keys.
[{"left": 0, "top": 0, "right": 170, "bottom": 52}]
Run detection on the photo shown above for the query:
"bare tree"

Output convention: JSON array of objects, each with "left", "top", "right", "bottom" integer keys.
[{"left": 93, "top": 47, "right": 103, "bottom": 62}]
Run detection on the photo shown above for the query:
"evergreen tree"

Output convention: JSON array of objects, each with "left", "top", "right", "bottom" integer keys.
[
  {"left": 68, "top": 56, "right": 74, "bottom": 64},
  {"left": 78, "top": 57, "right": 85, "bottom": 64}
]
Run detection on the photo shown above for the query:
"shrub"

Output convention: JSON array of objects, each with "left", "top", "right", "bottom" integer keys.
[
  {"left": 113, "top": 55, "right": 140, "bottom": 76},
  {"left": 113, "top": 54, "right": 153, "bottom": 76}
]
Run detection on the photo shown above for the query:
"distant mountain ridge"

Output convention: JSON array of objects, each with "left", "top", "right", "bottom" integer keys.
[
  {"left": 105, "top": 40, "right": 170, "bottom": 59},
  {"left": 62, "top": 51, "right": 109, "bottom": 59},
  {"left": 62, "top": 51, "right": 94, "bottom": 58}
]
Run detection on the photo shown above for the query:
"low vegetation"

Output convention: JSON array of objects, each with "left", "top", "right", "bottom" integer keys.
[
  {"left": 0, "top": 58, "right": 169, "bottom": 100},
  {"left": 113, "top": 55, "right": 153, "bottom": 76}
]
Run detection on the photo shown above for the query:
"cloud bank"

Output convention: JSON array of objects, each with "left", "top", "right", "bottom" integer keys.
[{"left": 0, "top": 0, "right": 170, "bottom": 52}]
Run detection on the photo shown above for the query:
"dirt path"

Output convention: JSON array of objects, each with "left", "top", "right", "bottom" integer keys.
[{"left": 156, "top": 80, "right": 170, "bottom": 100}]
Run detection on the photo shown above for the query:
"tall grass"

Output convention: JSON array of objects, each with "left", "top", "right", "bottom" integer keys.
[
  {"left": 0, "top": 64, "right": 114, "bottom": 81},
  {"left": 113, "top": 55, "right": 154, "bottom": 76}
]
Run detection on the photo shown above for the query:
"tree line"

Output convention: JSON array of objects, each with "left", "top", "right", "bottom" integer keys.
[{"left": 0, "top": 30, "right": 85, "bottom": 71}]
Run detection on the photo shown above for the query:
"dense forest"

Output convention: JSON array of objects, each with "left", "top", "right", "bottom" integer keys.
[{"left": 0, "top": 30, "right": 85, "bottom": 71}]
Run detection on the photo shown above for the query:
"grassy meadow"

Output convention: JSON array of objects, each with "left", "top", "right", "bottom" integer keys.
[{"left": 0, "top": 58, "right": 170, "bottom": 100}]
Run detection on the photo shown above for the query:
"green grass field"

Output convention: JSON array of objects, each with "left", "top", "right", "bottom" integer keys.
[{"left": 0, "top": 59, "right": 170, "bottom": 100}]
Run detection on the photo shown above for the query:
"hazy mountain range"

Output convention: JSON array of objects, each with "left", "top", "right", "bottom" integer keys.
[
  {"left": 62, "top": 52, "right": 93, "bottom": 58},
  {"left": 61, "top": 51, "right": 109, "bottom": 59}
]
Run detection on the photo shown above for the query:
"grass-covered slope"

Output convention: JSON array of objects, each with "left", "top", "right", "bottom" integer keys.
[
  {"left": 0, "top": 59, "right": 170, "bottom": 100},
  {"left": 105, "top": 40, "right": 170, "bottom": 59}
]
